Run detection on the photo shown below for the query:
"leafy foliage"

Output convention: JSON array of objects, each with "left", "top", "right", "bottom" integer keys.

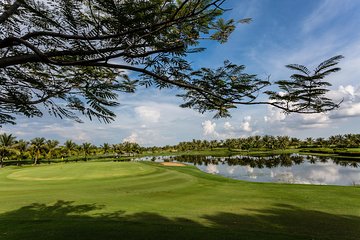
[
  {"left": 0, "top": 0, "right": 343, "bottom": 125},
  {"left": 265, "top": 55, "right": 344, "bottom": 113}
]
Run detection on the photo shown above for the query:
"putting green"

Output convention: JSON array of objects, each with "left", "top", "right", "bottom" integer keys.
[{"left": 6, "top": 162, "right": 156, "bottom": 181}]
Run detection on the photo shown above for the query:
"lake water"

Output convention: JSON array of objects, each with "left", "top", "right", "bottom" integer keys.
[{"left": 135, "top": 154, "right": 360, "bottom": 186}]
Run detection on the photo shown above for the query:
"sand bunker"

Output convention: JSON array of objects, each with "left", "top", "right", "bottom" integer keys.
[{"left": 160, "top": 162, "right": 186, "bottom": 167}]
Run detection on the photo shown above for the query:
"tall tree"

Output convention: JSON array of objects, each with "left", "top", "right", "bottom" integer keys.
[
  {"left": 0, "top": 133, "right": 17, "bottom": 167},
  {"left": 64, "top": 139, "right": 77, "bottom": 158},
  {"left": 81, "top": 142, "right": 93, "bottom": 161},
  {"left": 30, "top": 137, "right": 46, "bottom": 164},
  {"left": 101, "top": 143, "right": 110, "bottom": 155},
  {"left": 14, "top": 139, "right": 28, "bottom": 165},
  {"left": 45, "top": 139, "right": 59, "bottom": 161},
  {"left": 0, "top": 0, "right": 343, "bottom": 125}
]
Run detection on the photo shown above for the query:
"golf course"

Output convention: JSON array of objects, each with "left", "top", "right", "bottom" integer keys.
[{"left": 0, "top": 161, "right": 359, "bottom": 240}]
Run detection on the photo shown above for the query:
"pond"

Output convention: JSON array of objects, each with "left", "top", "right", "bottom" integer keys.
[{"left": 135, "top": 154, "right": 360, "bottom": 186}]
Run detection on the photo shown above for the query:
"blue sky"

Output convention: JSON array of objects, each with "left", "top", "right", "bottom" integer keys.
[{"left": 2, "top": 0, "right": 360, "bottom": 146}]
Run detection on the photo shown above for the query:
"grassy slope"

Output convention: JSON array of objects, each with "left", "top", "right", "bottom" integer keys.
[{"left": 0, "top": 162, "right": 359, "bottom": 240}]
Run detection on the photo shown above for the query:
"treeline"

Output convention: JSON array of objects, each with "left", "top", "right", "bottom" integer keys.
[
  {"left": 0, "top": 134, "right": 142, "bottom": 167},
  {"left": 1, "top": 133, "right": 360, "bottom": 167},
  {"left": 167, "top": 134, "right": 360, "bottom": 151}
]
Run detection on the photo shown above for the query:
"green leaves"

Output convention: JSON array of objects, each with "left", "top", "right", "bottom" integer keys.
[
  {"left": 210, "top": 18, "right": 236, "bottom": 43},
  {"left": 178, "top": 60, "right": 270, "bottom": 118},
  {"left": 0, "top": 1, "right": 345, "bottom": 125},
  {"left": 266, "top": 55, "right": 344, "bottom": 113}
]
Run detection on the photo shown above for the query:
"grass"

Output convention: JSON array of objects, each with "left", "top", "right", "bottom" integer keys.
[{"left": 0, "top": 161, "right": 359, "bottom": 240}]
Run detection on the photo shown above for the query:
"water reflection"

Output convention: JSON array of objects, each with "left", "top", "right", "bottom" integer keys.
[{"left": 136, "top": 154, "right": 360, "bottom": 186}]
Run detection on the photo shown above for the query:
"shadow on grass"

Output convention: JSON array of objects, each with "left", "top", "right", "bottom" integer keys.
[{"left": 0, "top": 201, "right": 359, "bottom": 240}]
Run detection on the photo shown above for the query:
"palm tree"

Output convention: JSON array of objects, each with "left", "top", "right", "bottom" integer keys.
[
  {"left": 101, "top": 143, "right": 110, "bottom": 155},
  {"left": 82, "top": 142, "right": 92, "bottom": 161},
  {"left": 315, "top": 137, "right": 326, "bottom": 148},
  {"left": 290, "top": 137, "right": 301, "bottom": 148},
  {"left": 45, "top": 140, "right": 59, "bottom": 161},
  {"left": 277, "top": 136, "right": 290, "bottom": 150},
  {"left": 30, "top": 137, "right": 46, "bottom": 165},
  {"left": 305, "top": 137, "right": 314, "bottom": 147},
  {"left": 0, "top": 133, "right": 17, "bottom": 167},
  {"left": 64, "top": 140, "right": 77, "bottom": 159},
  {"left": 14, "top": 140, "right": 28, "bottom": 166}
]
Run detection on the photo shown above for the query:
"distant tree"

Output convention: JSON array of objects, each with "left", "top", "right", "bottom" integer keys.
[
  {"left": 0, "top": 133, "right": 17, "bottom": 167},
  {"left": 64, "top": 140, "right": 77, "bottom": 158},
  {"left": 305, "top": 137, "right": 314, "bottom": 147},
  {"left": 101, "top": 143, "right": 110, "bottom": 155},
  {"left": 122, "top": 141, "right": 141, "bottom": 156},
  {"left": 315, "top": 137, "right": 326, "bottom": 148},
  {"left": 45, "top": 139, "right": 59, "bottom": 161},
  {"left": 289, "top": 137, "right": 301, "bottom": 148},
  {"left": 276, "top": 136, "right": 290, "bottom": 150},
  {"left": 14, "top": 139, "right": 28, "bottom": 165},
  {"left": 0, "top": 0, "right": 343, "bottom": 125},
  {"left": 81, "top": 142, "right": 93, "bottom": 161},
  {"left": 30, "top": 137, "right": 46, "bottom": 164}
]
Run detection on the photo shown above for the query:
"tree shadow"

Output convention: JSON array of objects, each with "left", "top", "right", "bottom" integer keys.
[{"left": 0, "top": 201, "right": 359, "bottom": 240}]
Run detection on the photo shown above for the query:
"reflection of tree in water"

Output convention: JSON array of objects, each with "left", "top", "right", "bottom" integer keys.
[{"left": 167, "top": 154, "right": 359, "bottom": 169}]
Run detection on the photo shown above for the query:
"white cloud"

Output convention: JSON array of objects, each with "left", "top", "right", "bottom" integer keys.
[
  {"left": 328, "top": 85, "right": 360, "bottom": 119},
  {"left": 134, "top": 106, "right": 161, "bottom": 123},
  {"left": 264, "top": 106, "right": 286, "bottom": 124},
  {"left": 206, "top": 164, "right": 219, "bottom": 174},
  {"left": 327, "top": 85, "right": 358, "bottom": 102},
  {"left": 330, "top": 103, "right": 360, "bottom": 119},
  {"left": 123, "top": 133, "right": 138, "bottom": 143},
  {"left": 240, "top": 116, "right": 252, "bottom": 132},
  {"left": 202, "top": 120, "right": 218, "bottom": 137},
  {"left": 224, "top": 121, "right": 234, "bottom": 130}
]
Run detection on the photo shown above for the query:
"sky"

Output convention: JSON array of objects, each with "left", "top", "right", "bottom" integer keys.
[{"left": 2, "top": 0, "right": 360, "bottom": 146}]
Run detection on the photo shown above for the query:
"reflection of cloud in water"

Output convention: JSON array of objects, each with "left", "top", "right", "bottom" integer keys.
[
  {"left": 308, "top": 165, "right": 340, "bottom": 183},
  {"left": 245, "top": 166, "right": 257, "bottom": 179},
  {"left": 249, "top": 174, "right": 257, "bottom": 179},
  {"left": 206, "top": 164, "right": 219, "bottom": 174},
  {"left": 227, "top": 166, "right": 235, "bottom": 175},
  {"left": 245, "top": 166, "right": 254, "bottom": 174},
  {"left": 271, "top": 170, "right": 314, "bottom": 185}
]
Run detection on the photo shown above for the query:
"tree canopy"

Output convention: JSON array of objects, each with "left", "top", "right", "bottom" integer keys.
[{"left": 0, "top": 0, "right": 343, "bottom": 125}]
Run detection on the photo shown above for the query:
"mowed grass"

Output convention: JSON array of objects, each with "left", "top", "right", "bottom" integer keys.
[{"left": 0, "top": 162, "right": 359, "bottom": 240}]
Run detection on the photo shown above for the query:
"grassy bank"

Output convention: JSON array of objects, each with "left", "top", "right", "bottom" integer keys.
[{"left": 0, "top": 161, "right": 359, "bottom": 240}]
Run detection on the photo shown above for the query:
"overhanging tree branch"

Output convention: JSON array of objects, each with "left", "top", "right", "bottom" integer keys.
[
  {"left": 0, "top": 0, "right": 22, "bottom": 24},
  {"left": 0, "top": 0, "right": 344, "bottom": 125}
]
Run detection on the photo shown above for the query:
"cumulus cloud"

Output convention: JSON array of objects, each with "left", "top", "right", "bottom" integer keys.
[
  {"left": 330, "top": 103, "right": 360, "bottom": 119},
  {"left": 206, "top": 164, "right": 219, "bottom": 174},
  {"left": 327, "top": 85, "right": 357, "bottom": 102},
  {"left": 240, "top": 116, "right": 252, "bottom": 132},
  {"left": 224, "top": 122, "right": 234, "bottom": 130},
  {"left": 123, "top": 133, "right": 138, "bottom": 143},
  {"left": 327, "top": 85, "right": 360, "bottom": 119},
  {"left": 264, "top": 106, "right": 286, "bottom": 124},
  {"left": 202, "top": 120, "right": 218, "bottom": 137},
  {"left": 201, "top": 116, "right": 258, "bottom": 140}
]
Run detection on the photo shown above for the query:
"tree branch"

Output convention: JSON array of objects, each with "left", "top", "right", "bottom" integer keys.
[{"left": 0, "top": 0, "right": 22, "bottom": 24}]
